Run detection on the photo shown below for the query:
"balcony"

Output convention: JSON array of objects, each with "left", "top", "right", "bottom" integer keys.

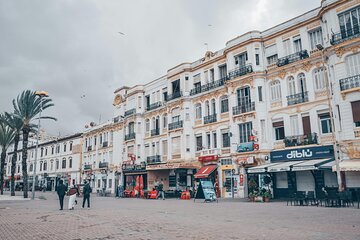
[
  {"left": 190, "top": 77, "right": 227, "bottom": 96},
  {"left": 331, "top": 26, "right": 360, "bottom": 45},
  {"left": 284, "top": 133, "right": 318, "bottom": 147},
  {"left": 277, "top": 50, "right": 309, "bottom": 67},
  {"left": 102, "top": 141, "right": 108, "bottom": 148},
  {"left": 146, "top": 102, "right": 162, "bottom": 111},
  {"left": 83, "top": 164, "right": 92, "bottom": 170},
  {"left": 124, "top": 108, "right": 136, "bottom": 117},
  {"left": 168, "top": 120, "right": 183, "bottom": 131},
  {"left": 203, "top": 114, "right": 217, "bottom": 124},
  {"left": 113, "top": 116, "right": 121, "bottom": 123},
  {"left": 166, "top": 91, "right": 182, "bottom": 101},
  {"left": 232, "top": 102, "right": 255, "bottom": 116},
  {"left": 151, "top": 128, "right": 160, "bottom": 136},
  {"left": 339, "top": 74, "right": 360, "bottom": 91},
  {"left": 287, "top": 91, "right": 309, "bottom": 106},
  {"left": 146, "top": 155, "right": 161, "bottom": 165},
  {"left": 124, "top": 132, "right": 136, "bottom": 141},
  {"left": 228, "top": 64, "right": 253, "bottom": 80},
  {"left": 99, "top": 162, "right": 109, "bottom": 169},
  {"left": 87, "top": 146, "right": 92, "bottom": 151}
]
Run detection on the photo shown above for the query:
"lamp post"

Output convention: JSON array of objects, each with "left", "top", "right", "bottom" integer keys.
[
  {"left": 316, "top": 44, "right": 342, "bottom": 192},
  {"left": 31, "top": 91, "right": 49, "bottom": 200}
]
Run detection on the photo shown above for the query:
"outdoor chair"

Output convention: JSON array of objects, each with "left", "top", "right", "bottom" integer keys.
[
  {"left": 306, "top": 191, "right": 316, "bottom": 206},
  {"left": 286, "top": 192, "right": 296, "bottom": 206},
  {"left": 295, "top": 191, "right": 306, "bottom": 206},
  {"left": 345, "top": 191, "right": 354, "bottom": 207},
  {"left": 327, "top": 190, "right": 339, "bottom": 207},
  {"left": 316, "top": 191, "right": 327, "bottom": 207}
]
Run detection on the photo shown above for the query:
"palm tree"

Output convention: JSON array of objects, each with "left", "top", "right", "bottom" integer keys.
[
  {"left": 0, "top": 115, "right": 16, "bottom": 195},
  {"left": 13, "top": 90, "right": 56, "bottom": 198},
  {"left": 3, "top": 113, "right": 23, "bottom": 196}
]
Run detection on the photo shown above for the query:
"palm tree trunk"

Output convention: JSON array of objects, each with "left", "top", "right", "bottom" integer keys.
[
  {"left": 0, "top": 149, "right": 6, "bottom": 195},
  {"left": 10, "top": 134, "right": 19, "bottom": 196},
  {"left": 22, "top": 128, "right": 29, "bottom": 198}
]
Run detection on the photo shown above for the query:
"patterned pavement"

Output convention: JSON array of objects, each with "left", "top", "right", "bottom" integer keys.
[{"left": 0, "top": 192, "right": 359, "bottom": 240}]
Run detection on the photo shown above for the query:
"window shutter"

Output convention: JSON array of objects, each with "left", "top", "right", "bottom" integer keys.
[{"left": 351, "top": 101, "right": 360, "bottom": 122}]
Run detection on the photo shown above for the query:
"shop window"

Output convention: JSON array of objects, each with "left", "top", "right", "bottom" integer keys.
[
  {"left": 319, "top": 113, "right": 332, "bottom": 134},
  {"left": 273, "top": 121, "right": 285, "bottom": 140}
]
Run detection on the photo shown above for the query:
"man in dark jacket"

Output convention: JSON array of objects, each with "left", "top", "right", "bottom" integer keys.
[
  {"left": 56, "top": 180, "right": 67, "bottom": 210},
  {"left": 82, "top": 180, "right": 92, "bottom": 209}
]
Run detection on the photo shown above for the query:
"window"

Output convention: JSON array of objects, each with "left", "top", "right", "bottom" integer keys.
[
  {"left": 171, "top": 136, "right": 181, "bottom": 155},
  {"left": 40, "top": 148, "right": 43, "bottom": 157},
  {"left": 98, "top": 179, "right": 101, "bottom": 188},
  {"left": 283, "top": 39, "right": 291, "bottom": 56},
  {"left": 210, "top": 69, "right": 215, "bottom": 82},
  {"left": 290, "top": 115, "right": 299, "bottom": 136},
  {"left": 313, "top": 67, "right": 328, "bottom": 90},
  {"left": 345, "top": 52, "right": 360, "bottom": 76},
  {"left": 40, "top": 161, "right": 43, "bottom": 171},
  {"left": 205, "top": 101, "right": 210, "bottom": 116},
  {"left": 70, "top": 142, "right": 73, "bottom": 151},
  {"left": 45, "top": 148, "right": 47, "bottom": 156},
  {"left": 196, "top": 135, "right": 202, "bottom": 151},
  {"left": 288, "top": 76, "right": 296, "bottom": 95},
  {"left": 319, "top": 113, "right": 332, "bottom": 134},
  {"left": 293, "top": 36, "right": 302, "bottom": 52},
  {"left": 207, "top": 133, "right": 211, "bottom": 149},
  {"left": 69, "top": 157, "right": 73, "bottom": 168},
  {"left": 43, "top": 161, "right": 47, "bottom": 171},
  {"left": 239, "top": 122, "right": 253, "bottom": 143},
  {"left": 145, "top": 119, "right": 150, "bottom": 133},
  {"left": 162, "top": 140, "right": 168, "bottom": 156},
  {"left": 297, "top": 73, "right": 307, "bottom": 93},
  {"left": 195, "top": 104, "right": 202, "bottom": 119},
  {"left": 267, "top": 54, "right": 278, "bottom": 65},
  {"left": 51, "top": 146, "right": 54, "bottom": 155},
  {"left": 163, "top": 114, "right": 167, "bottom": 129},
  {"left": 62, "top": 158, "right": 66, "bottom": 169},
  {"left": 309, "top": 28, "right": 323, "bottom": 50},
  {"left": 108, "top": 179, "right": 112, "bottom": 190},
  {"left": 220, "top": 96, "right": 229, "bottom": 113},
  {"left": 273, "top": 121, "right": 285, "bottom": 140},
  {"left": 258, "top": 86, "right": 263, "bottom": 102},
  {"left": 63, "top": 143, "right": 67, "bottom": 152},
  {"left": 235, "top": 52, "right": 247, "bottom": 66},
  {"left": 270, "top": 80, "right": 282, "bottom": 101},
  {"left": 351, "top": 101, "right": 360, "bottom": 127},
  {"left": 30, "top": 164, "right": 33, "bottom": 172},
  {"left": 260, "top": 119, "right": 266, "bottom": 142},
  {"left": 265, "top": 44, "right": 278, "bottom": 65},
  {"left": 338, "top": 7, "right": 360, "bottom": 39},
  {"left": 219, "top": 64, "right": 227, "bottom": 79},
  {"left": 211, "top": 99, "right": 216, "bottom": 115},
  {"left": 17, "top": 165, "right": 20, "bottom": 173},
  {"left": 222, "top": 130, "right": 230, "bottom": 148},
  {"left": 56, "top": 160, "right": 59, "bottom": 170},
  {"left": 50, "top": 161, "right": 53, "bottom": 171},
  {"left": 255, "top": 54, "right": 260, "bottom": 65},
  {"left": 213, "top": 132, "right": 217, "bottom": 148}
]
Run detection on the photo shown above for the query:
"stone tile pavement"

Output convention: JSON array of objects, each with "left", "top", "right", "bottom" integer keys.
[{"left": 0, "top": 191, "right": 359, "bottom": 240}]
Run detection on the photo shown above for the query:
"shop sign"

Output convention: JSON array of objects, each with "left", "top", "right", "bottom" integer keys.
[
  {"left": 122, "top": 162, "right": 146, "bottom": 172},
  {"left": 198, "top": 155, "right": 218, "bottom": 162},
  {"left": 237, "top": 156, "right": 255, "bottom": 165},
  {"left": 270, "top": 145, "right": 334, "bottom": 162},
  {"left": 146, "top": 162, "right": 198, "bottom": 170}
]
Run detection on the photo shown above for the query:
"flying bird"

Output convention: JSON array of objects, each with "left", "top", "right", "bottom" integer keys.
[
  {"left": 80, "top": 95, "right": 86, "bottom": 98},
  {"left": 118, "top": 32, "right": 125, "bottom": 35}
]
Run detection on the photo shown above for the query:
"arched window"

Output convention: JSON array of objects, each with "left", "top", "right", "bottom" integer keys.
[
  {"left": 69, "top": 157, "right": 73, "bottom": 168},
  {"left": 151, "top": 117, "right": 156, "bottom": 130},
  {"left": 195, "top": 103, "right": 202, "bottom": 119},
  {"left": 63, "top": 143, "right": 67, "bottom": 152},
  {"left": 211, "top": 99, "right": 216, "bottom": 115},
  {"left": 220, "top": 96, "right": 229, "bottom": 113},
  {"left": 313, "top": 67, "right": 327, "bottom": 90},
  {"left": 43, "top": 161, "right": 47, "bottom": 171},
  {"left": 69, "top": 142, "right": 73, "bottom": 151},
  {"left": 270, "top": 80, "right": 281, "bottom": 101},
  {"left": 163, "top": 114, "right": 168, "bottom": 129},
  {"left": 62, "top": 158, "right": 66, "bottom": 169},
  {"left": 29, "top": 164, "right": 33, "bottom": 172},
  {"left": 56, "top": 160, "right": 59, "bottom": 170},
  {"left": 287, "top": 76, "right": 296, "bottom": 95},
  {"left": 297, "top": 73, "right": 307, "bottom": 93},
  {"left": 50, "top": 160, "right": 54, "bottom": 171},
  {"left": 145, "top": 119, "right": 150, "bottom": 132},
  {"left": 205, "top": 101, "right": 210, "bottom": 116},
  {"left": 40, "top": 161, "right": 43, "bottom": 171}
]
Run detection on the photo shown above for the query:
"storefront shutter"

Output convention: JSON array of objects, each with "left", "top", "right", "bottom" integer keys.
[{"left": 351, "top": 101, "right": 360, "bottom": 122}]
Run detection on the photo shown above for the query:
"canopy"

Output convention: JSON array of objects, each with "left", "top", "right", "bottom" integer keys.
[
  {"left": 268, "top": 161, "right": 305, "bottom": 172},
  {"left": 333, "top": 160, "right": 360, "bottom": 171},
  {"left": 319, "top": 160, "right": 335, "bottom": 170},
  {"left": 247, "top": 162, "right": 282, "bottom": 174},
  {"left": 292, "top": 158, "right": 333, "bottom": 171},
  {"left": 194, "top": 165, "right": 217, "bottom": 179}
]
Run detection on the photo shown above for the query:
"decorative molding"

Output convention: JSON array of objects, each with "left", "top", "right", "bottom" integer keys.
[
  {"left": 336, "top": 0, "right": 360, "bottom": 12},
  {"left": 281, "top": 29, "right": 300, "bottom": 40},
  {"left": 340, "top": 142, "right": 360, "bottom": 159},
  {"left": 306, "top": 21, "right": 321, "bottom": 30},
  {"left": 301, "top": 61, "right": 312, "bottom": 72},
  {"left": 113, "top": 94, "right": 123, "bottom": 106},
  {"left": 233, "top": 112, "right": 256, "bottom": 122},
  {"left": 335, "top": 47, "right": 346, "bottom": 58}
]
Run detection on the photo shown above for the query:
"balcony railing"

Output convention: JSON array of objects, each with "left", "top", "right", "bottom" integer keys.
[
  {"left": 331, "top": 26, "right": 360, "bottom": 45},
  {"left": 190, "top": 77, "right": 227, "bottom": 96},
  {"left": 124, "top": 108, "right": 136, "bottom": 117},
  {"left": 102, "top": 141, "right": 108, "bottom": 148},
  {"left": 151, "top": 128, "right": 160, "bottom": 136},
  {"left": 83, "top": 164, "right": 92, "bottom": 170},
  {"left": 284, "top": 133, "right": 318, "bottom": 147},
  {"left": 287, "top": 91, "right": 308, "bottom": 106},
  {"left": 146, "top": 102, "right": 162, "bottom": 111},
  {"left": 228, "top": 64, "right": 253, "bottom": 80},
  {"left": 204, "top": 114, "right": 217, "bottom": 124},
  {"left": 146, "top": 155, "right": 161, "bottom": 165},
  {"left": 87, "top": 146, "right": 92, "bottom": 151},
  {"left": 232, "top": 102, "right": 255, "bottom": 115},
  {"left": 277, "top": 50, "right": 309, "bottom": 67},
  {"left": 99, "top": 162, "right": 109, "bottom": 169},
  {"left": 168, "top": 120, "right": 183, "bottom": 131},
  {"left": 124, "top": 132, "right": 136, "bottom": 141},
  {"left": 166, "top": 91, "right": 182, "bottom": 101},
  {"left": 339, "top": 74, "right": 360, "bottom": 91}
]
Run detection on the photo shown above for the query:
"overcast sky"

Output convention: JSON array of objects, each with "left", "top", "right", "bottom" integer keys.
[{"left": 0, "top": 0, "right": 319, "bottom": 136}]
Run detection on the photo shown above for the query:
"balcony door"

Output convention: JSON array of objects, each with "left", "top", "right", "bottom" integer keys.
[
  {"left": 297, "top": 73, "right": 307, "bottom": 95},
  {"left": 172, "top": 79, "right": 180, "bottom": 94},
  {"left": 302, "top": 115, "right": 311, "bottom": 136},
  {"left": 128, "top": 122, "right": 135, "bottom": 134},
  {"left": 339, "top": 8, "right": 360, "bottom": 38},
  {"left": 155, "top": 117, "right": 159, "bottom": 130},
  {"left": 237, "top": 87, "right": 251, "bottom": 106},
  {"left": 235, "top": 52, "right": 247, "bottom": 68}
]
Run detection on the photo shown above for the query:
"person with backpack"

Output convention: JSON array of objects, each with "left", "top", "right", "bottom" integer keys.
[{"left": 82, "top": 180, "right": 92, "bottom": 209}]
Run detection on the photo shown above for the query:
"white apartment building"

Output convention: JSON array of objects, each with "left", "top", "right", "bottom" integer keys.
[
  {"left": 111, "top": 0, "right": 360, "bottom": 198},
  {"left": 5, "top": 133, "right": 82, "bottom": 191}
]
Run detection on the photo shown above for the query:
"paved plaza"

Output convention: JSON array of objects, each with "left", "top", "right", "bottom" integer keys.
[{"left": 0, "top": 192, "right": 359, "bottom": 240}]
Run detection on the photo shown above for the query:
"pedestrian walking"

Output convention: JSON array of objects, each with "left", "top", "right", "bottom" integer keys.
[
  {"left": 157, "top": 179, "right": 165, "bottom": 200},
  {"left": 82, "top": 180, "right": 92, "bottom": 209},
  {"left": 56, "top": 180, "right": 67, "bottom": 210},
  {"left": 117, "top": 184, "right": 124, "bottom": 198},
  {"left": 67, "top": 184, "right": 79, "bottom": 210}
]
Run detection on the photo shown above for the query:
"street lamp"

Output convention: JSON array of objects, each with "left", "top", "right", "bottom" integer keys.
[
  {"left": 316, "top": 44, "right": 342, "bottom": 191},
  {"left": 31, "top": 91, "right": 49, "bottom": 200}
]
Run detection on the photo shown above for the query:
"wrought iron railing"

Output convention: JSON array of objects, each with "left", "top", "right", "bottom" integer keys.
[
  {"left": 83, "top": 164, "right": 92, "bottom": 170},
  {"left": 99, "top": 162, "right": 109, "bottom": 169},
  {"left": 331, "top": 26, "right": 360, "bottom": 45},
  {"left": 277, "top": 50, "right": 309, "bottom": 67},
  {"left": 284, "top": 133, "right": 318, "bottom": 147},
  {"left": 151, "top": 128, "right": 160, "bottom": 136},
  {"left": 168, "top": 120, "right": 183, "bottom": 130},
  {"left": 204, "top": 114, "right": 217, "bottom": 124},
  {"left": 287, "top": 91, "right": 309, "bottom": 105},
  {"left": 146, "top": 155, "right": 161, "bottom": 165},
  {"left": 124, "top": 132, "right": 136, "bottom": 141},
  {"left": 190, "top": 77, "right": 228, "bottom": 96},
  {"left": 339, "top": 74, "right": 360, "bottom": 91},
  {"left": 166, "top": 91, "right": 182, "bottom": 101},
  {"left": 146, "top": 102, "right": 162, "bottom": 111},
  {"left": 232, "top": 102, "right": 255, "bottom": 115},
  {"left": 228, "top": 64, "right": 253, "bottom": 80},
  {"left": 124, "top": 108, "right": 136, "bottom": 117}
]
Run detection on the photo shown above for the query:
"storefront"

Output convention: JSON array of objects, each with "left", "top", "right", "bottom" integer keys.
[
  {"left": 248, "top": 145, "right": 337, "bottom": 198},
  {"left": 122, "top": 161, "right": 147, "bottom": 191},
  {"left": 194, "top": 155, "right": 219, "bottom": 197}
]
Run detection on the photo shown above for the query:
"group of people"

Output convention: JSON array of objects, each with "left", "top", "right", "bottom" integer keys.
[{"left": 56, "top": 180, "right": 92, "bottom": 210}]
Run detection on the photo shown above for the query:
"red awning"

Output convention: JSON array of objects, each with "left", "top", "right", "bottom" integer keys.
[{"left": 194, "top": 165, "right": 217, "bottom": 179}]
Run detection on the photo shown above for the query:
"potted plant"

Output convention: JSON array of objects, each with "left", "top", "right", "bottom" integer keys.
[
  {"left": 262, "top": 189, "right": 271, "bottom": 202},
  {"left": 248, "top": 191, "right": 257, "bottom": 202}
]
